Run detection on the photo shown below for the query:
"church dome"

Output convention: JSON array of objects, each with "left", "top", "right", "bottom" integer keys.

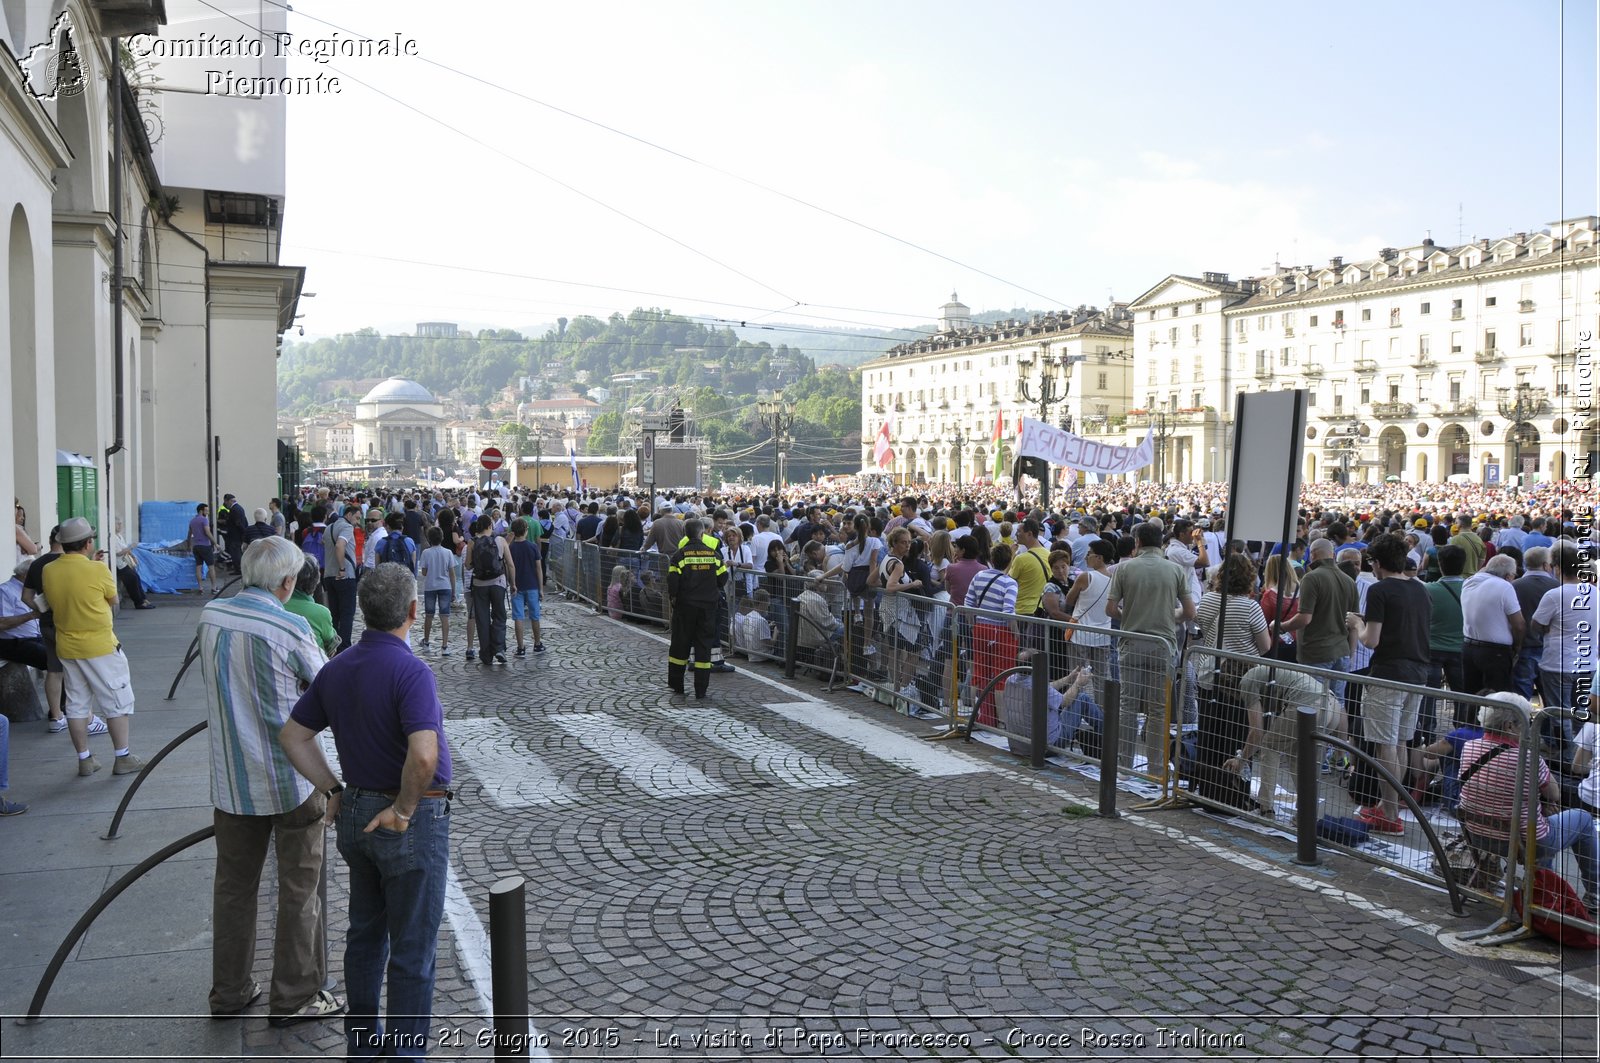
[{"left": 360, "top": 377, "right": 435, "bottom": 405}]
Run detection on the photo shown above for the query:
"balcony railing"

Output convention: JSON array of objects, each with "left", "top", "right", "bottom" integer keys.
[
  {"left": 1450, "top": 309, "right": 1464, "bottom": 320},
  {"left": 1372, "top": 401, "right": 1416, "bottom": 420},
  {"left": 1413, "top": 356, "right": 1438, "bottom": 369},
  {"left": 1474, "top": 349, "right": 1502, "bottom": 365},
  {"left": 1354, "top": 358, "right": 1378, "bottom": 372},
  {"left": 1519, "top": 299, "right": 1535, "bottom": 312},
  {"left": 1125, "top": 408, "right": 1212, "bottom": 426},
  {"left": 1254, "top": 366, "right": 1274, "bottom": 380},
  {"left": 1301, "top": 363, "right": 1325, "bottom": 377}
]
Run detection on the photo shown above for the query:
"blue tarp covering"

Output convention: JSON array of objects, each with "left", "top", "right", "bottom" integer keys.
[{"left": 131, "top": 543, "right": 203, "bottom": 594}]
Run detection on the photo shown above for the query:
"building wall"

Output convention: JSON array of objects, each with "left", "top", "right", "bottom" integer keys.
[{"left": 859, "top": 306, "right": 1133, "bottom": 483}]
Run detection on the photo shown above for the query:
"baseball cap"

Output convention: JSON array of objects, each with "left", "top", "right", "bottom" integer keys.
[{"left": 58, "top": 516, "right": 94, "bottom": 546}]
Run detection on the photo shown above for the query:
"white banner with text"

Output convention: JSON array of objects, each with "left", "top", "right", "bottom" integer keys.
[{"left": 1017, "top": 417, "right": 1155, "bottom": 474}]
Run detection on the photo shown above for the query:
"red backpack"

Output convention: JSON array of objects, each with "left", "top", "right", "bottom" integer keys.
[{"left": 1514, "top": 868, "right": 1600, "bottom": 948}]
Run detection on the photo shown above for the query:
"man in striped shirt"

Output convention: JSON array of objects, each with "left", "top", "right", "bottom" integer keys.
[{"left": 196, "top": 536, "right": 345, "bottom": 1027}]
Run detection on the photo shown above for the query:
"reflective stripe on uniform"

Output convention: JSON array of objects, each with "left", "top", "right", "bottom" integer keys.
[{"left": 668, "top": 655, "right": 689, "bottom": 666}]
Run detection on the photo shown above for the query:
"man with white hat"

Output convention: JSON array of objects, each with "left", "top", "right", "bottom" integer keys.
[{"left": 40, "top": 516, "right": 144, "bottom": 778}]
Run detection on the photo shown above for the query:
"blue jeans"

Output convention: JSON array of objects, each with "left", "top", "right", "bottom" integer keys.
[
  {"left": 1300, "top": 655, "right": 1350, "bottom": 703},
  {"left": 0, "top": 713, "right": 10, "bottom": 790},
  {"left": 1512, "top": 644, "right": 1541, "bottom": 698},
  {"left": 1539, "top": 808, "right": 1599, "bottom": 906},
  {"left": 337, "top": 789, "right": 450, "bottom": 1060}
]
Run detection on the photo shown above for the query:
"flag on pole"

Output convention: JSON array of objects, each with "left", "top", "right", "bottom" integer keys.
[
  {"left": 568, "top": 446, "right": 581, "bottom": 495},
  {"left": 873, "top": 414, "right": 896, "bottom": 469},
  {"left": 991, "top": 408, "right": 1005, "bottom": 482}
]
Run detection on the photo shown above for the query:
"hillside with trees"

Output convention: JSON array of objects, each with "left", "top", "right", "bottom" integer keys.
[{"left": 278, "top": 308, "right": 867, "bottom": 482}]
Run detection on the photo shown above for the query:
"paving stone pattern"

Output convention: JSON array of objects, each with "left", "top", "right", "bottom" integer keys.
[{"left": 416, "top": 603, "right": 1595, "bottom": 1059}]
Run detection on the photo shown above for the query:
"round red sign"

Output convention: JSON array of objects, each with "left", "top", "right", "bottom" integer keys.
[{"left": 480, "top": 447, "right": 505, "bottom": 470}]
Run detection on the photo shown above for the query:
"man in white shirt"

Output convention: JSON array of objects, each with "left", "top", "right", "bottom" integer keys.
[
  {"left": 1460, "top": 553, "right": 1523, "bottom": 694},
  {"left": 749, "top": 515, "right": 782, "bottom": 565}
]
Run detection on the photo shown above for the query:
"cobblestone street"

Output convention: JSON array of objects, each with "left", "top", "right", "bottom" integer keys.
[
  {"left": 3, "top": 598, "right": 1594, "bottom": 1061},
  {"left": 415, "top": 601, "right": 1595, "bottom": 1059}
]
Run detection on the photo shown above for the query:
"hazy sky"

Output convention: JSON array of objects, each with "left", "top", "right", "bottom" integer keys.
[{"left": 255, "top": 0, "right": 1596, "bottom": 339}]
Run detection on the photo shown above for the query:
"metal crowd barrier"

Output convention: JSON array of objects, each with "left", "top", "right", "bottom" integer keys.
[{"left": 1174, "top": 644, "right": 1597, "bottom": 933}]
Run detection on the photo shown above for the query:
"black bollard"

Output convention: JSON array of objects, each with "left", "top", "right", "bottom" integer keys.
[
  {"left": 784, "top": 596, "right": 801, "bottom": 678},
  {"left": 489, "top": 876, "right": 530, "bottom": 1060},
  {"left": 1098, "top": 680, "right": 1121, "bottom": 818},
  {"left": 1030, "top": 650, "right": 1049, "bottom": 769},
  {"left": 1292, "top": 706, "right": 1320, "bottom": 867}
]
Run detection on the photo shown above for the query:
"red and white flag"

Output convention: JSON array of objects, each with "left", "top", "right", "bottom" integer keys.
[{"left": 873, "top": 415, "right": 896, "bottom": 469}]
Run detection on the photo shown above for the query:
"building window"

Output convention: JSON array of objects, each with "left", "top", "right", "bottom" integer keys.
[
  {"left": 1361, "top": 308, "right": 1372, "bottom": 321},
  {"left": 1388, "top": 383, "right": 1400, "bottom": 402},
  {"left": 1280, "top": 347, "right": 1291, "bottom": 366},
  {"left": 1484, "top": 329, "right": 1497, "bottom": 351},
  {"left": 1419, "top": 335, "right": 1431, "bottom": 355},
  {"left": 1360, "top": 385, "right": 1371, "bottom": 404},
  {"left": 1452, "top": 298, "right": 1463, "bottom": 318},
  {"left": 1420, "top": 301, "right": 1431, "bottom": 314},
  {"left": 1148, "top": 334, "right": 1157, "bottom": 349},
  {"left": 1309, "top": 315, "right": 1319, "bottom": 327},
  {"left": 1258, "top": 316, "right": 1267, "bottom": 331},
  {"left": 1390, "top": 307, "right": 1401, "bottom": 327},
  {"left": 1168, "top": 327, "right": 1178, "bottom": 344},
  {"left": 1333, "top": 342, "right": 1343, "bottom": 362},
  {"left": 1191, "top": 323, "right": 1201, "bottom": 343},
  {"left": 1307, "top": 392, "right": 1317, "bottom": 408},
  {"left": 1333, "top": 394, "right": 1344, "bottom": 412},
  {"left": 1171, "top": 306, "right": 1180, "bottom": 317},
  {"left": 1418, "top": 378, "right": 1430, "bottom": 403},
  {"left": 1449, "top": 377, "right": 1462, "bottom": 402},
  {"left": 1193, "top": 302, "right": 1204, "bottom": 314},
  {"left": 1520, "top": 323, "right": 1533, "bottom": 346},
  {"left": 1095, "top": 371, "right": 1107, "bottom": 390},
  {"left": 1485, "top": 296, "right": 1497, "bottom": 307},
  {"left": 1450, "top": 331, "right": 1463, "bottom": 354},
  {"left": 1333, "top": 310, "right": 1345, "bottom": 327}
]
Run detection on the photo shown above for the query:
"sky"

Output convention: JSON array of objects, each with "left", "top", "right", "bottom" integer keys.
[{"left": 242, "top": 0, "right": 1598, "bottom": 341}]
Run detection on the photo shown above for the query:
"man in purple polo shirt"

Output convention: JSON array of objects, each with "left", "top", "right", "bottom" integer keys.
[{"left": 279, "top": 562, "right": 452, "bottom": 1061}]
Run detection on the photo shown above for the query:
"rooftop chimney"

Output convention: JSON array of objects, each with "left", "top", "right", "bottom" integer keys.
[{"left": 1329, "top": 256, "right": 1343, "bottom": 270}]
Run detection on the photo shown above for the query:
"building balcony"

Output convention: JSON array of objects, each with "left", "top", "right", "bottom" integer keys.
[
  {"left": 1450, "top": 310, "right": 1464, "bottom": 320},
  {"left": 1284, "top": 327, "right": 1296, "bottom": 338},
  {"left": 1354, "top": 358, "right": 1378, "bottom": 373},
  {"left": 1519, "top": 299, "right": 1535, "bottom": 312},
  {"left": 1301, "top": 363, "right": 1325, "bottom": 377},
  {"left": 1474, "top": 349, "right": 1502, "bottom": 365},
  {"left": 1434, "top": 400, "right": 1477, "bottom": 419},
  {"left": 1125, "top": 408, "right": 1213, "bottom": 426},
  {"left": 1413, "top": 356, "right": 1438, "bottom": 370},
  {"left": 1254, "top": 366, "right": 1274, "bottom": 380},
  {"left": 1371, "top": 401, "right": 1415, "bottom": 420},
  {"left": 938, "top": 399, "right": 950, "bottom": 410}
]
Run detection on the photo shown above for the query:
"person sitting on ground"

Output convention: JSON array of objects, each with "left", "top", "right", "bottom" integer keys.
[
  {"left": 606, "top": 564, "right": 633, "bottom": 620},
  {"left": 732, "top": 590, "right": 775, "bottom": 662},
  {"left": 1000, "top": 658, "right": 1101, "bottom": 755},
  {"left": 795, "top": 568, "right": 844, "bottom": 653}
]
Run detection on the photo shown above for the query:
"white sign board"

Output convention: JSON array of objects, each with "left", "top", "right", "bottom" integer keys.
[{"left": 1226, "top": 390, "right": 1307, "bottom": 544}]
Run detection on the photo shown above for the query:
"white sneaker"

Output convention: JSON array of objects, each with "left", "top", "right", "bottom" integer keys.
[{"left": 87, "top": 716, "right": 108, "bottom": 736}]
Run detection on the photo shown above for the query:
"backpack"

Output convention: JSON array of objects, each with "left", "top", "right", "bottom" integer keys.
[
  {"left": 379, "top": 532, "right": 415, "bottom": 570},
  {"left": 471, "top": 536, "right": 504, "bottom": 581},
  {"left": 301, "top": 526, "right": 326, "bottom": 570},
  {"left": 1514, "top": 867, "right": 1600, "bottom": 948}
]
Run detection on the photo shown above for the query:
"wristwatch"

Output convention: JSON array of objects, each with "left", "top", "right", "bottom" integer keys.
[{"left": 324, "top": 783, "right": 344, "bottom": 799}]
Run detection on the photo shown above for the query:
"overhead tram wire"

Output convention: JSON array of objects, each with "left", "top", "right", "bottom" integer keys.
[
  {"left": 193, "top": 0, "right": 798, "bottom": 308},
  {"left": 262, "top": 0, "right": 1071, "bottom": 308}
]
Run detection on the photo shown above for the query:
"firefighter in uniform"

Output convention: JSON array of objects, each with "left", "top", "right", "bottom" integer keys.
[{"left": 667, "top": 518, "right": 728, "bottom": 698}]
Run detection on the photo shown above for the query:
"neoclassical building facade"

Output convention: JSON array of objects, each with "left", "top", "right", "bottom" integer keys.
[
  {"left": 859, "top": 295, "right": 1135, "bottom": 483},
  {"left": 353, "top": 377, "right": 446, "bottom": 471},
  {"left": 1126, "top": 217, "right": 1598, "bottom": 485}
]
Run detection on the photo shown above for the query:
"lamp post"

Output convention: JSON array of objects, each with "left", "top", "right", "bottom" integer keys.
[
  {"left": 1209, "top": 445, "right": 1217, "bottom": 483},
  {"left": 756, "top": 392, "right": 794, "bottom": 494},
  {"left": 1151, "top": 410, "right": 1173, "bottom": 486},
  {"left": 1495, "top": 382, "right": 1537, "bottom": 493},
  {"left": 1015, "top": 342, "right": 1084, "bottom": 508},
  {"left": 943, "top": 422, "right": 966, "bottom": 485}
]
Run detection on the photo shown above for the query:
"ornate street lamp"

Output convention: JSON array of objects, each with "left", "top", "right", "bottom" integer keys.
[
  {"left": 1496, "top": 382, "right": 1537, "bottom": 492},
  {"left": 1014, "top": 342, "right": 1084, "bottom": 507},
  {"left": 943, "top": 422, "right": 966, "bottom": 485},
  {"left": 756, "top": 392, "right": 794, "bottom": 493},
  {"left": 1151, "top": 410, "right": 1173, "bottom": 486}
]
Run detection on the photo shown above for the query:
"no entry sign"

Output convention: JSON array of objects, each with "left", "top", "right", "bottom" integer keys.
[{"left": 480, "top": 447, "right": 505, "bottom": 470}]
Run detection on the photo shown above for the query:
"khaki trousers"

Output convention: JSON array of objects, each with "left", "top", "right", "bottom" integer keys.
[{"left": 210, "top": 792, "right": 327, "bottom": 1014}]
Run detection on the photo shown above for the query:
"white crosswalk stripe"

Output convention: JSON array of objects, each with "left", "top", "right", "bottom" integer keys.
[
  {"left": 659, "top": 707, "right": 857, "bottom": 789},
  {"left": 761, "top": 701, "right": 986, "bottom": 778},
  {"left": 549, "top": 712, "right": 729, "bottom": 799},
  {"left": 449, "top": 716, "right": 580, "bottom": 808}
]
